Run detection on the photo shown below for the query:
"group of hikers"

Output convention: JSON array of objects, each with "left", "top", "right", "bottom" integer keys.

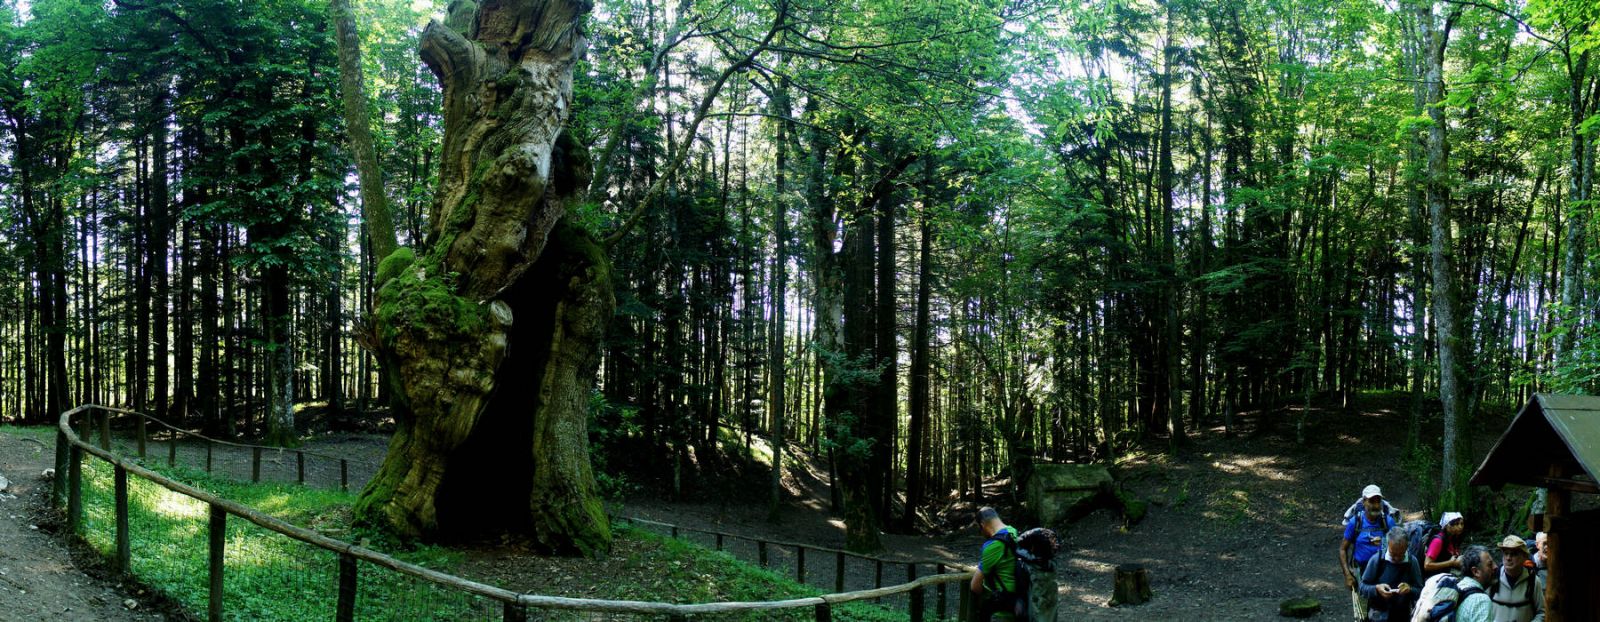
[{"left": 1341, "top": 484, "right": 1548, "bottom": 622}]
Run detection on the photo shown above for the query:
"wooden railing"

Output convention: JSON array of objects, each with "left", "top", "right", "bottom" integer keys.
[{"left": 54, "top": 405, "right": 977, "bottom": 621}]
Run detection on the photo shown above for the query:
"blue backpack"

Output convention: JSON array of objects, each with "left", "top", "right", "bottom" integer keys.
[{"left": 1427, "top": 576, "right": 1484, "bottom": 622}]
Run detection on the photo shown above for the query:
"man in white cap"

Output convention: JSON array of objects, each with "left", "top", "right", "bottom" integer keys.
[
  {"left": 1490, "top": 535, "right": 1543, "bottom": 622},
  {"left": 1341, "top": 484, "right": 1396, "bottom": 621}
]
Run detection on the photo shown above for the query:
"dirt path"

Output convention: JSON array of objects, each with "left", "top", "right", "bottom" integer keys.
[
  {"left": 625, "top": 396, "right": 1430, "bottom": 620},
  {"left": 0, "top": 431, "right": 165, "bottom": 621}
]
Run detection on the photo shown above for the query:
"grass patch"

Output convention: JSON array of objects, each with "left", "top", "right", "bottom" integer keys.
[
  {"left": 0, "top": 424, "right": 62, "bottom": 446},
  {"left": 63, "top": 450, "right": 910, "bottom": 621},
  {"left": 76, "top": 458, "right": 478, "bottom": 621},
  {"left": 610, "top": 525, "right": 908, "bottom": 621}
]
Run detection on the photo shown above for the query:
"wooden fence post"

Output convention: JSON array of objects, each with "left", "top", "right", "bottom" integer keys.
[
  {"left": 797, "top": 546, "right": 807, "bottom": 584},
  {"left": 908, "top": 564, "right": 922, "bottom": 622},
  {"left": 835, "top": 552, "right": 846, "bottom": 592},
  {"left": 759, "top": 540, "right": 768, "bottom": 566},
  {"left": 503, "top": 602, "right": 528, "bottom": 622},
  {"left": 671, "top": 525, "right": 679, "bottom": 539},
  {"left": 875, "top": 559, "right": 883, "bottom": 588},
  {"left": 341, "top": 459, "right": 349, "bottom": 491},
  {"left": 98, "top": 409, "right": 112, "bottom": 450},
  {"left": 958, "top": 580, "right": 972, "bottom": 622},
  {"left": 206, "top": 440, "right": 213, "bottom": 473},
  {"left": 815, "top": 603, "right": 832, "bottom": 622},
  {"left": 936, "top": 564, "right": 948, "bottom": 621},
  {"left": 716, "top": 533, "right": 724, "bottom": 551},
  {"left": 297, "top": 452, "right": 305, "bottom": 485},
  {"left": 67, "top": 445, "right": 83, "bottom": 534},
  {"left": 251, "top": 447, "right": 262, "bottom": 483},
  {"left": 209, "top": 504, "right": 226, "bottom": 622},
  {"left": 137, "top": 417, "right": 147, "bottom": 458},
  {"left": 336, "top": 553, "right": 357, "bottom": 622},
  {"left": 168, "top": 432, "right": 177, "bottom": 467},
  {"left": 115, "top": 465, "right": 131, "bottom": 574},
  {"left": 53, "top": 428, "right": 68, "bottom": 506}
]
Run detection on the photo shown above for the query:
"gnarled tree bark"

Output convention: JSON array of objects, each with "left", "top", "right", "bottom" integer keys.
[{"left": 353, "top": 0, "right": 612, "bottom": 555}]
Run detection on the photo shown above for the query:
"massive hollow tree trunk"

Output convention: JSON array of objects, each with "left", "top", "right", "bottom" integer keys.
[{"left": 353, "top": 0, "right": 612, "bottom": 555}]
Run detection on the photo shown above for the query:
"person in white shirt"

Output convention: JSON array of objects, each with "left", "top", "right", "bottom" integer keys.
[{"left": 1490, "top": 535, "right": 1544, "bottom": 622}]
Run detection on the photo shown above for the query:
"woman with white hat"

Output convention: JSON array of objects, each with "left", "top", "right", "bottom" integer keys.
[{"left": 1424, "top": 512, "right": 1466, "bottom": 577}]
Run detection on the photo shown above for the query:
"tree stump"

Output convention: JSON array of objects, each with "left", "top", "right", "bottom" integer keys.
[{"left": 1110, "top": 564, "right": 1151, "bottom": 606}]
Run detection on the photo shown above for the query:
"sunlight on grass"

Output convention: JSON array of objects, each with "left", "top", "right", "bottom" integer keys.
[
  {"left": 73, "top": 457, "right": 476, "bottom": 622},
  {"left": 63, "top": 442, "right": 915, "bottom": 621}
]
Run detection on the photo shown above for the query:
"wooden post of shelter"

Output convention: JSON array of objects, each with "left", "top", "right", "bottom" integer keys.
[{"left": 1547, "top": 463, "right": 1569, "bottom": 621}]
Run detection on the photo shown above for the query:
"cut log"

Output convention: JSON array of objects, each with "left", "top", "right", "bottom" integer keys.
[
  {"left": 1109, "top": 564, "right": 1151, "bottom": 606},
  {"left": 1278, "top": 597, "right": 1320, "bottom": 618}
]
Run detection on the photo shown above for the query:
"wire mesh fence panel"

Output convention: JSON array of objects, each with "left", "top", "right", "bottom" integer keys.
[
  {"left": 218, "top": 517, "right": 342, "bottom": 620},
  {"left": 352, "top": 556, "right": 500, "bottom": 622}
]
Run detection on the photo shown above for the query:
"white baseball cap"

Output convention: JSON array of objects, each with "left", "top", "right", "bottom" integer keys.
[
  {"left": 1441, "top": 512, "right": 1463, "bottom": 526},
  {"left": 1362, "top": 484, "right": 1383, "bottom": 500}
]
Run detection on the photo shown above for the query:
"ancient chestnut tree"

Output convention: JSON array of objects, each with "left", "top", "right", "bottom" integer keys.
[{"left": 353, "top": 0, "right": 612, "bottom": 555}]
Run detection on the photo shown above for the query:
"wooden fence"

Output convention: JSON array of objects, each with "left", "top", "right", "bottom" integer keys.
[{"left": 54, "top": 405, "right": 977, "bottom": 621}]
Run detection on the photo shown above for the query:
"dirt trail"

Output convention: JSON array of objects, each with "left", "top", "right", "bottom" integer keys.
[
  {"left": 627, "top": 396, "right": 1432, "bottom": 620},
  {"left": 0, "top": 431, "right": 164, "bottom": 621}
]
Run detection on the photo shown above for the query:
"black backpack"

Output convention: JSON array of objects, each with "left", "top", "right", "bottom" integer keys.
[
  {"left": 1403, "top": 520, "right": 1441, "bottom": 565},
  {"left": 1427, "top": 576, "right": 1485, "bottom": 622},
  {"left": 1016, "top": 527, "right": 1059, "bottom": 568}
]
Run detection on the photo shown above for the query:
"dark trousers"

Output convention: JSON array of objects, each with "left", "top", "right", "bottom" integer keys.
[{"left": 978, "top": 592, "right": 1021, "bottom": 622}]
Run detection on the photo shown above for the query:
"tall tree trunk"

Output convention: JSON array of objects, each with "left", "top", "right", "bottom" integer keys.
[
  {"left": 332, "top": 0, "right": 401, "bottom": 263},
  {"left": 151, "top": 89, "right": 170, "bottom": 421},
  {"left": 904, "top": 170, "right": 933, "bottom": 530},
  {"left": 1419, "top": 2, "right": 1466, "bottom": 503},
  {"left": 838, "top": 182, "right": 880, "bottom": 552},
  {"left": 1555, "top": 49, "right": 1592, "bottom": 372},
  {"left": 767, "top": 74, "right": 790, "bottom": 522},
  {"left": 874, "top": 163, "right": 898, "bottom": 526},
  {"left": 354, "top": 2, "right": 613, "bottom": 555},
  {"left": 1158, "top": 1, "right": 1183, "bottom": 449}
]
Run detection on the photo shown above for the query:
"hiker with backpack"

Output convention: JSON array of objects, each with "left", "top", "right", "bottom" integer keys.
[
  {"left": 971, "top": 507, "right": 1020, "bottom": 622},
  {"left": 1342, "top": 484, "right": 1398, "bottom": 622},
  {"left": 1359, "top": 525, "right": 1424, "bottom": 621},
  {"left": 1423, "top": 512, "right": 1467, "bottom": 577},
  {"left": 1414, "top": 545, "right": 1496, "bottom": 622},
  {"left": 1489, "top": 535, "right": 1544, "bottom": 622}
]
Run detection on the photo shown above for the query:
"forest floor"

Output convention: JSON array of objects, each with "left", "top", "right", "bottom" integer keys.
[
  {"left": 624, "top": 392, "right": 1438, "bottom": 620},
  {"left": 0, "top": 393, "right": 1457, "bottom": 620}
]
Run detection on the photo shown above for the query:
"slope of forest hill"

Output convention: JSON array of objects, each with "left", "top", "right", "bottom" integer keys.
[{"left": 624, "top": 392, "right": 1531, "bottom": 620}]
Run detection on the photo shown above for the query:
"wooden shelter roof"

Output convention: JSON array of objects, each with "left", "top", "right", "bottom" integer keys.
[{"left": 1469, "top": 394, "right": 1600, "bottom": 494}]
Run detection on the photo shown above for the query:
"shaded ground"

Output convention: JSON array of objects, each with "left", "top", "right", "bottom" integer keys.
[
  {"left": 5, "top": 393, "right": 1471, "bottom": 620},
  {"left": 621, "top": 394, "right": 1441, "bottom": 620},
  {"left": 0, "top": 430, "right": 166, "bottom": 621}
]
